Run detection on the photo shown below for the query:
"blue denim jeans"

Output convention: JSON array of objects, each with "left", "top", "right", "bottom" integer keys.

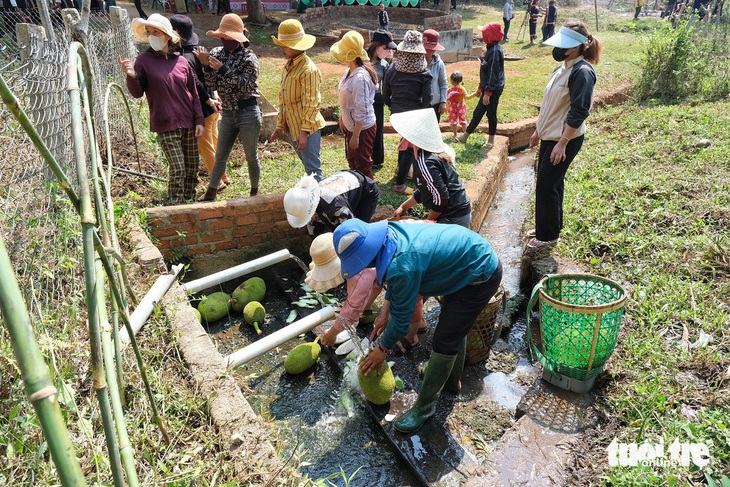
[
  {"left": 292, "top": 129, "right": 323, "bottom": 181},
  {"left": 210, "top": 105, "right": 262, "bottom": 190}
]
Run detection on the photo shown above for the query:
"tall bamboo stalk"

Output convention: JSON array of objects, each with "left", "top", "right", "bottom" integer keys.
[
  {"left": 68, "top": 43, "right": 126, "bottom": 487},
  {"left": 0, "top": 235, "right": 87, "bottom": 487},
  {"left": 96, "top": 260, "right": 140, "bottom": 487}
]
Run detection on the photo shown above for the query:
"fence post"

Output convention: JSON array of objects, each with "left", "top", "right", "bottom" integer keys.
[{"left": 16, "top": 23, "right": 46, "bottom": 61}]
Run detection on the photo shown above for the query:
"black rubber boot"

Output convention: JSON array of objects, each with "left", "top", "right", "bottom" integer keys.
[{"left": 394, "top": 352, "right": 457, "bottom": 433}]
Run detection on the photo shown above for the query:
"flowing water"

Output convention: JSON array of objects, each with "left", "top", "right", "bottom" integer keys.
[{"left": 196, "top": 150, "right": 540, "bottom": 485}]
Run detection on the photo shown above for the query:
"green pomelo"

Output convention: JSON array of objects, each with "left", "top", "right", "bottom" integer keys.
[
  {"left": 358, "top": 363, "right": 395, "bottom": 405},
  {"left": 359, "top": 303, "right": 380, "bottom": 325},
  {"left": 284, "top": 342, "right": 321, "bottom": 374},
  {"left": 231, "top": 277, "right": 266, "bottom": 312},
  {"left": 197, "top": 292, "right": 230, "bottom": 323}
]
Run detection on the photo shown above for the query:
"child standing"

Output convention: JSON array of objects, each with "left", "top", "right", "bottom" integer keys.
[
  {"left": 456, "top": 23, "right": 505, "bottom": 150},
  {"left": 378, "top": 3, "right": 389, "bottom": 31},
  {"left": 446, "top": 71, "right": 477, "bottom": 138}
]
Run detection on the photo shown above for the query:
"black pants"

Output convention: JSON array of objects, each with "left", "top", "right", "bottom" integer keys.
[
  {"left": 432, "top": 263, "right": 503, "bottom": 355},
  {"left": 373, "top": 95, "right": 385, "bottom": 167},
  {"left": 503, "top": 17, "right": 511, "bottom": 40},
  {"left": 395, "top": 148, "right": 415, "bottom": 185},
  {"left": 466, "top": 88, "right": 502, "bottom": 136},
  {"left": 432, "top": 104, "right": 442, "bottom": 122},
  {"left": 534, "top": 136, "right": 584, "bottom": 241},
  {"left": 529, "top": 21, "right": 537, "bottom": 41}
]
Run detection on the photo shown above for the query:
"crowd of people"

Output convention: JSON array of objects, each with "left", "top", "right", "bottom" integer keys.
[{"left": 116, "top": 8, "right": 601, "bottom": 432}]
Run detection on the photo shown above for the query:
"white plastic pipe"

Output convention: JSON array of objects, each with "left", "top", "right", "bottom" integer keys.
[
  {"left": 225, "top": 306, "right": 335, "bottom": 369},
  {"left": 182, "top": 249, "right": 292, "bottom": 294},
  {"left": 120, "top": 263, "right": 184, "bottom": 345}
]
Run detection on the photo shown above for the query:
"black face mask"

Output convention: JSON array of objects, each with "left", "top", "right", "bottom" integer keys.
[{"left": 552, "top": 47, "right": 570, "bottom": 62}]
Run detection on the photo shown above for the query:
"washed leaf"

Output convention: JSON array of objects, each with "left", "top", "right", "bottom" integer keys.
[{"left": 286, "top": 310, "right": 298, "bottom": 324}]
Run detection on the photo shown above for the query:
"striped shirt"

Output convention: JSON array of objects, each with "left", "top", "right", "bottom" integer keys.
[{"left": 276, "top": 53, "right": 326, "bottom": 137}]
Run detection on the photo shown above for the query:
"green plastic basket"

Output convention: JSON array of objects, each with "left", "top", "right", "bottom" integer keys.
[{"left": 527, "top": 274, "right": 626, "bottom": 382}]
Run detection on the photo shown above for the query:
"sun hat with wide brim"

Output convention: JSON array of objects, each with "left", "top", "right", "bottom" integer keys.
[
  {"left": 331, "top": 30, "right": 369, "bottom": 64},
  {"left": 422, "top": 29, "right": 445, "bottom": 51},
  {"left": 390, "top": 108, "right": 445, "bottom": 154},
  {"left": 371, "top": 29, "right": 398, "bottom": 49},
  {"left": 543, "top": 26, "right": 589, "bottom": 49},
  {"left": 283, "top": 174, "right": 321, "bottom": 228},
  {"left": 333, "top": 219, "right": 388, "bottom": 280},
  {"left": 271, "top": 19, "right": 316, "bottom": 51},
  {"left": 305, "top": 233, "right": 345, "bottom": 291},
  {"left": 397, "top": 30, "right": 426, "bottom": 54},
  {"left": 207, "top": 13, "right": 248, "bottom": 43},
  {"left": 169, "top": 14, "right": 199, "bottom": 47},
  {"left": 132, "top": 13, "right": 180, "bottom": 44}
]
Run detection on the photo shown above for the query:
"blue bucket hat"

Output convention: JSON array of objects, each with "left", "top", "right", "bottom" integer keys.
[
  {"left": 333, "top": 219, "right": 388, "bottom": 280},
  {"left": 543, "top": 26, "right": 588, "bottom": 49}
]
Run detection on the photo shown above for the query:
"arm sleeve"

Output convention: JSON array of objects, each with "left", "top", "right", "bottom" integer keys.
[
  {"left": 382, "top": 65, "right": 393, "bottom": 108},
  {"left": 566, "top": 63, "right": 596, "bottom": 129},
  {"left": 419, "top": 156, "right": 449, "bottom": 213},
  {"left": 126, "top": 59, "right": 145, "bottom": 98},
  {"left": 219, "top": 51, "right": 260, "bottom": 95},
  {"left": 339, "top": 268, "right": 377, "bottom": 324},
  {"left": 482, "top": 48, "right": 504, "bottom": 93},
  {"left": 352, "top": 72, "right": 372, "bottom": 124},
  {"left": 380, "top": 271, "right": 421, "bottom": 350},
  {"left": 186, "top": 64, "right": 204, "bottom": 127},
  {"left": 438, "top": 61, "right": 448, "bottom": 103},
  {"left": 299, "top": 65, "right": 322, "bottom": 133}
]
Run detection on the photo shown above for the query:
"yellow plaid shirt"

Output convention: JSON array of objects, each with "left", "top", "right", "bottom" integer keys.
[{"left": 276, "top": 53, "right": 326, "bottom": 138}]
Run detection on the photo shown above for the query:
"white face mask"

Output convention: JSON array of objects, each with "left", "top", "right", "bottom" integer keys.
[
  {"left": 378, "top": 46, "right": 394, "bottom": 59},
  {"left": 148, "top": 34, "right": 167, "bottom": 52}
]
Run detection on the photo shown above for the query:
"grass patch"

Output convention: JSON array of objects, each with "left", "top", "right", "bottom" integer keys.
[{"left": 558, "top": 100, "right": 730, "bottom": 485}]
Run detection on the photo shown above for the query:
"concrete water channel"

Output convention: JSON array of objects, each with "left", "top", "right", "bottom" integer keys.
[{"left": 177, "top": 150, "right": 541, "bottom": 486}]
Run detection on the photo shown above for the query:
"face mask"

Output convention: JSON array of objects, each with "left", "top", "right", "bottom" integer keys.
[
  {"left": 222, "top": 39, "right": 240, "bottom": 52},
  {"left": 148, "top": 34, "right": 167, "bottom": 52},
  {"left": 378, "top": 46, "right": 393, "bottom": 59},
  {"left": 552, "top": 47, "right": 570, "bottom": 62}
]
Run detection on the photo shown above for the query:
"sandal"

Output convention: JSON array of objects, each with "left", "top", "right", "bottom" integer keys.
[
  {"left": 390, "top": 338, "right": 421, "bottom": 357},
  {"left": 526, "top": 229, "right": 536, "bottom": 238},
  {"left": 527, "top": 237, "right": 559, "bottom": 249},
  {"left": 217, "top": 180, "right": 227, "bottom": 191}
]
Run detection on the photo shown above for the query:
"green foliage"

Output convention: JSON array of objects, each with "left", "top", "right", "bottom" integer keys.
[
  {"left": 637, "top": 23, "right": 730, "bottom": 102},
  {"left": 558, "top": 100, "right": 730, "bottom": 484}
]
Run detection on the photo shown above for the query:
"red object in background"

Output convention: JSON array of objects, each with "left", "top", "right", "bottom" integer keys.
[
  {"left": 166, "top": 0, "right": 178, "bottom": 12},
  {"left": 241, "top": 2, "right": 247, "bottom": 14}
]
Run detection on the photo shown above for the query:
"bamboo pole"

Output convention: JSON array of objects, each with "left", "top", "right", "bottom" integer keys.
[
  {"left": 96, "top": 260, "right": 141, "bottom": 487},
  {"left": 68, "top": 42, "right": 126, "bottom": 487},
  {"left": 0, "top": 236, "right": 87, "bottom": 486}
]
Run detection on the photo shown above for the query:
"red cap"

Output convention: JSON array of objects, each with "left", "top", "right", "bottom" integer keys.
[{"left": 422, "top": 29, "right": 445, "bottom": 51}]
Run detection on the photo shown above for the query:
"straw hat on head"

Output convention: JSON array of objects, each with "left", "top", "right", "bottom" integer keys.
[
  {"left": 207, "top": 13, "right": 248, "bottom": 43},
  {"left": 333, "top": 219, "right": 388, "bottom": 280},
  {"left": 272, "top": 19, "right": 316, "bottom": 51},
  {"left": 390, "top": 108, "right": 445, "bottom": 154},
  {"left": 169, "top": 14, "right": 199, "bottom": 47},
  {"left": 397, "top": 30, "right": 426, "bottom": 54},
  {"left": 330, "top": 30, "right": 369, "bottom": 64},
  {"left": 305, "top": 233, "right": 345, "bottom": 291},
  {"left": 131, "top": 14, "right": 180, "bottom": 44},
  {"left": 543, "top": 26, "right": 589, "bottom": 48},
  {"left": 422, "top": 29, "right": 445, "bottom": 51},
  {"left": 283, "top": 174, "right": 321, "bottom": 228}
]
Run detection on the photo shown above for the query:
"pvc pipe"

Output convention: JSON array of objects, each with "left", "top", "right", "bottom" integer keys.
[
  {"left": 225, "top": 306, "right": 335, "bottom": 369},
  {"left": 120, "top": 264, "right": 184, "bottom": 345},
  {"left": 182, "top": 249, "right": 292, "bottom": 294}
]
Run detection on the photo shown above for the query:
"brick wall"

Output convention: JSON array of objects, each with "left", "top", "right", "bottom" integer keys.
[
  {"left": 300, "top": 6, "right": 447, "bottom": 29},
  {"left": 146, "top": 195, "right": 308, "bottom": 260},
  {"left": 423, "top": 14, "right": 462, "bottom": 31}
]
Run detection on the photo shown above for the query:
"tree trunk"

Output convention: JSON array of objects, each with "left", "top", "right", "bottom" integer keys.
[{"left": 246, "top": 0, "right": 267, "bottom": 25}]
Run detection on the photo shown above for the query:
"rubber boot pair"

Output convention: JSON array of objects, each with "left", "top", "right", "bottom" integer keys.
[
  {"left": 394, "top": 351, "right": 457, "bottom": 433},
  {"left": 420, "top": 338, "right": 466, "bottom": 395}
]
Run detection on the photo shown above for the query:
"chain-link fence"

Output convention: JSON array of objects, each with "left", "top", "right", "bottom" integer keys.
[{"left": 0, "top": 4, "right": 141, "bottom": 327}]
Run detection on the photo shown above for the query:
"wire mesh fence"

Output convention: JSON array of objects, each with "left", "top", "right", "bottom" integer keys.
[{"left": 0, "top": 4, "right": 143, "bottom": 328}]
